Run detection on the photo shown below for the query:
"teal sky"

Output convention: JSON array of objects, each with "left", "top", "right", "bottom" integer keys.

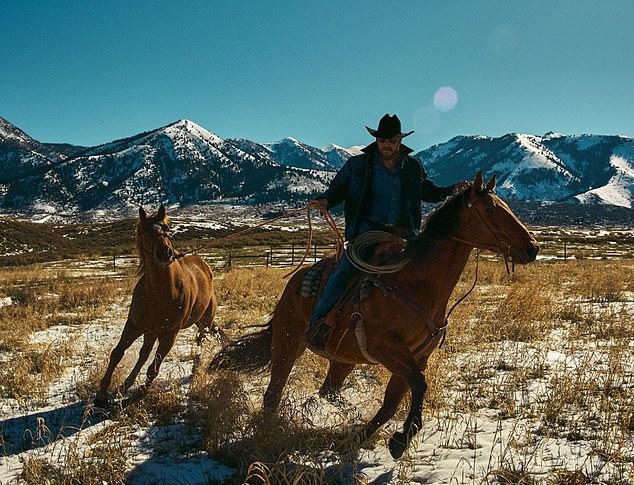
[{"left": 1, "top": 0, "right": 632, "bottom": 150}]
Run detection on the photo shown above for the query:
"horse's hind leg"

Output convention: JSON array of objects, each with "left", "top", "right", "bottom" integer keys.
[
  {"left": 262, "top": 313, "right": 305, "bottom": 412},
  {"left": 319, "top": 362, "right": 355, "bottom": 399},
  {"left": 96, "top": 321, "right": 144, "bottom": 404},
  {"left": 123, "top": 333, "right": 157, "bottom": 392},
  {"left": 195, "top": 301, "right": 225, "bottom": 346},
  {"left": 145, "top": 329, "right": 179, "bottom": 388}
]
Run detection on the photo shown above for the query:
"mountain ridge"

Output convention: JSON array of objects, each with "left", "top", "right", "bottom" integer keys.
[{"left": 1, "top": 117, "right": 632, "bottom": 220}]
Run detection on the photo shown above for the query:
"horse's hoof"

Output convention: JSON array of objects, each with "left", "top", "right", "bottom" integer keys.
[
  {"left": 388, "top": 431, "right": 407, "bottom": 459},
  {"left": 94, "top": 393, "right": 108, "bottom": 407},
  {"left": 124, "top": 375, "right": 138, "bottom": 389}
]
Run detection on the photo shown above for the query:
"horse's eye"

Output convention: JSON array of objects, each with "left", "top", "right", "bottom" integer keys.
[{"left": 485, "top": 206, "right": 495, "bottom": 215}]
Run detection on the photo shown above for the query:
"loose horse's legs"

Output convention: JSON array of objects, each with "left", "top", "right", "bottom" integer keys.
[
  {"left": 319, "top": 361, "right": 355, "bottom": 399},
  {"left": 145, "top": 329, "right": 179, "bottom": 387},
  {"left": 195, "top": 299, "right": 220, "bottom": 345},
  {"left": 372, "top": 338, "right": 428, "bottom": 459},
  {"left": 123, "top": 333, "right": 157, "bottom": 392},
  {"left": 96, "top": 321, "right": 144, "bottom": 403}
]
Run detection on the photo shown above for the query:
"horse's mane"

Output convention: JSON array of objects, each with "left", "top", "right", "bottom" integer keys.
[{"left": 408, "top": 190, "right": 467, "bottom": 260}]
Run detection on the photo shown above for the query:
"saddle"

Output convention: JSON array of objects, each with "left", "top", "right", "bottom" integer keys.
[{"left": 299, "top": 239, "right": 407, "bottom": 329}]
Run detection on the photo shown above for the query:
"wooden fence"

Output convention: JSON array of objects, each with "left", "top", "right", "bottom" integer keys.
[
  {"left": 111, "top": 244, "right": 338, "bottom": 269},
  {"left": 110, "top": 237, "right": 634, "bottom": 270}
]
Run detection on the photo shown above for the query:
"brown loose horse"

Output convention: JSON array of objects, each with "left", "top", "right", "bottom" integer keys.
[
  {"left": 210, "top": 172, "right": 539, "bottom": 459},
  {"left": 96, "top": 204, "right": 219, "bottom": 405}
]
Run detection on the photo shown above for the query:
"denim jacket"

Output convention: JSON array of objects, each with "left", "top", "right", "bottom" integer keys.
[{"left": 319, "top": 142, "right": 454, "bottom": 240}]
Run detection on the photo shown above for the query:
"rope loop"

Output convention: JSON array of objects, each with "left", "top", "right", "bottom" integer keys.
[{"left": 346, "top": 230, "right": 411, "bottom": 274}]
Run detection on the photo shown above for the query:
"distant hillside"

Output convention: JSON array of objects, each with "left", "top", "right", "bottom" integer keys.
[
  {"left": 416, "top": 132, "right": 634, "bottom": 208},
  {"left": 1, "top": 116, "right": 632, "bottom": 224}
]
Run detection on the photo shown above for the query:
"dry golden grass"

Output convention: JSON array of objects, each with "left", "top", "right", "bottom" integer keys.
[
  {"left": 0, "top": 265, "right": 135, "bottom": 402},
  {"left": 2, "top": 257, "right": 633, "bottom": 484},
  {"left": 0, "top": 341, "right": 74, "bottom": 401},
  {"left": 213, "top": 267, "right": 289, "bottom": 332}
]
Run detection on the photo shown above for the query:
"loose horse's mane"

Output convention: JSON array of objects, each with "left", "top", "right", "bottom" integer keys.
[{"left": 408, "top": 190, "right": 468, "bottom": 260}]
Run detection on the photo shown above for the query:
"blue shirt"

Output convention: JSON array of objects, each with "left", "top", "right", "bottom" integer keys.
[{"left": 362, "top": 153, "right": 403, "bottom": 226}]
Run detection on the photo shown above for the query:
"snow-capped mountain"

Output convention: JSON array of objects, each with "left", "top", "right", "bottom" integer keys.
[
  {"left": 1, "top": 116, "right": 632, "bottom": 218},
  {"left": 416, "top": 133, "right": 634, "bottom": 208},
  {"left": 265, "top": 137, "right": 336, "bottom": 171},
  {"left": 322, "top": 144, "right": 363, "bottom": 169},
  {"left": 0, "top": 117, "right": 66, "bottom": 183},
  {"left": 0, "top": 119, "right": 336, "bottom": 214}
]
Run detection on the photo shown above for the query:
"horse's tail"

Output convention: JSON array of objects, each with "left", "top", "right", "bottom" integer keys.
[{"left": 208, "top": 320, "right": 273, "bottom": 373}]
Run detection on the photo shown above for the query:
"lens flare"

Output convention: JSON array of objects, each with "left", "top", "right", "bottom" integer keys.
[{"left": 433, "top": 87, "right": 458, "bottom": 112}]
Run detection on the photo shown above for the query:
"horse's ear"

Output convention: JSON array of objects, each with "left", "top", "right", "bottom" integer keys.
[
  {"left": 472, "top": 171, "right": 484, "bottom": 194},
  {"left": 485, "top": 174, "right": 496, "bottom": 192},
  {"left": 157, "top": 204, "right": 166, "bottom": 221},
  {"left": 139, "top": 206, "right": 147, "bottom": 222}
]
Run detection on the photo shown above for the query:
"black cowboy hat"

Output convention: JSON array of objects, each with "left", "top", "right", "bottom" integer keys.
[{"left": 366, "top": 114, "right": 414, "bottom": 139}]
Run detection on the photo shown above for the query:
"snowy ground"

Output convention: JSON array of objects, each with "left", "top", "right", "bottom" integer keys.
[{"left": 1, "top": 258, "right": 633, "bottom": 484}]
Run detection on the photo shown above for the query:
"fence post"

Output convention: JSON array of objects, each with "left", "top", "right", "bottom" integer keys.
[
  {"left": 228, "top": 252, "right": 232, "bottom": 268},
  {"left": 112, "top": 254, "right": 116, "bottom": 270},
  {"left": 291, "top": 244, "right": 295, "bottom": 265},
  {"left": 564, "top": 241, "right": 567, "bottom": 262},
  {"left": 314, "top": 243, "right": 317, "bottom": 262},
  {"left": 266, "top": 251, "right": 269, "bottom": 268}
]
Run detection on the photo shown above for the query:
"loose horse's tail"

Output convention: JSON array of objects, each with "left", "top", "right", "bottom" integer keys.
[{"left": 208, "top": 321, "right": 273, "bottom": 373}]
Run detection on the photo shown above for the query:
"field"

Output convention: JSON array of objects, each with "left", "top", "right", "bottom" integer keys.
[{"left": 0, "top": 228, "right": 633, "bottom": 484}]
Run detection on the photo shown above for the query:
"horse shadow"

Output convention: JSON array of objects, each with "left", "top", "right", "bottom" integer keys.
[{"left": 0, "top": 396, "right": 138, "bottom": 457}]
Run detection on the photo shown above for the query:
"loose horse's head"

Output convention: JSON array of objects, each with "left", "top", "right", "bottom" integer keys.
[
  {"left": 458, "top": 172, "right": 539, "bottom": 264},
  {"left": 137, "top": 204, "right": 176, "bottom": 266}
]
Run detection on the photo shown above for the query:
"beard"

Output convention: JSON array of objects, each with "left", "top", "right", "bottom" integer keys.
[{"left": 379, "top": 146, "right": 397, "bottom": 161}]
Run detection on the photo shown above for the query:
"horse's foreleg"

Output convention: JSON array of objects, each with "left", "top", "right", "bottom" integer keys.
[
  {"left": 144, "top": 329, "right": 179, "bottom": 388},
  {"left": 123, "top": 333, "right": 157, "bottom": 392},
  {"left": 96, "top": 321, "right": 143, "bottom": 404},
  {"left": 319, "top": 361, "right": 355, "bottom": 399},
  {"left": 361, "top": 374, "right": 408, "bottom": 441},
  {"left": 373, "top": 339, "right": 427, "bottom": 459}
]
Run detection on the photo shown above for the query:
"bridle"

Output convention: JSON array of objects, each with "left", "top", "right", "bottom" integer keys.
[
  {"left": 139, "top": 223, "right": 177, "bottom": 265},
  {"left": 450, "top": 194, "right": 515, "bottom": 274}
]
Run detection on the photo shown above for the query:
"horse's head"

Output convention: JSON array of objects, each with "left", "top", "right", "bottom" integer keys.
[
  {"left": 457, "top": 172, "right": 539, "bottom": 264},
  {"left": 137, "top": 204, "right": 176, "bottom": 266}
]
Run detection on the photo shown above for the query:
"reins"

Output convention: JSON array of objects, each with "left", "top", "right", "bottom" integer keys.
[{"left": 445, "top": 249, "right": 481, "bottom": 321}]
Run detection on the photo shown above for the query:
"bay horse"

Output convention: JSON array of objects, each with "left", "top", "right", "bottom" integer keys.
[
  {"left": 95, "top": 204, "right": 219, "bottom": 405},
  {"left": 210, "top": 172, "right": 539, "bottom": 459}
]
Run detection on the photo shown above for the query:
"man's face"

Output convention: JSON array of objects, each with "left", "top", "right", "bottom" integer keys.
[{"left": 377, "top": 136, "right": 402, "bottom": 160}]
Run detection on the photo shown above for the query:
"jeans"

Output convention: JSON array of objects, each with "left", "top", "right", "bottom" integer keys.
[{"left": 308, "top": 222, "right": 374, "bottom": 323}]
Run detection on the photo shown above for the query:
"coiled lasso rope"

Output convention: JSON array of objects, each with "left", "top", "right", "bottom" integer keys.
[{"left": 346, "top": 230, "right": 411, "bottom": 274}]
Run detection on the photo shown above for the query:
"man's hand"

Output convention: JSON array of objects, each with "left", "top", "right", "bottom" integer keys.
[
  {"left": 308, "top": 198, "right": 328, "bottom": 212},
  {"left": 453, "top": 181, "right": 470, "bottom": 193}
]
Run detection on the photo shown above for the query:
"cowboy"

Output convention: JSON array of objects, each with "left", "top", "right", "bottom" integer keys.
[{"left": 306, "top": 114, "right": 469, "bottom": 350}]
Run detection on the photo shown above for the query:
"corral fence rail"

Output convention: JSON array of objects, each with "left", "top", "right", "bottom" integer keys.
[{"left": 111, "top": 243, "right": 339, "bottom": 269}]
